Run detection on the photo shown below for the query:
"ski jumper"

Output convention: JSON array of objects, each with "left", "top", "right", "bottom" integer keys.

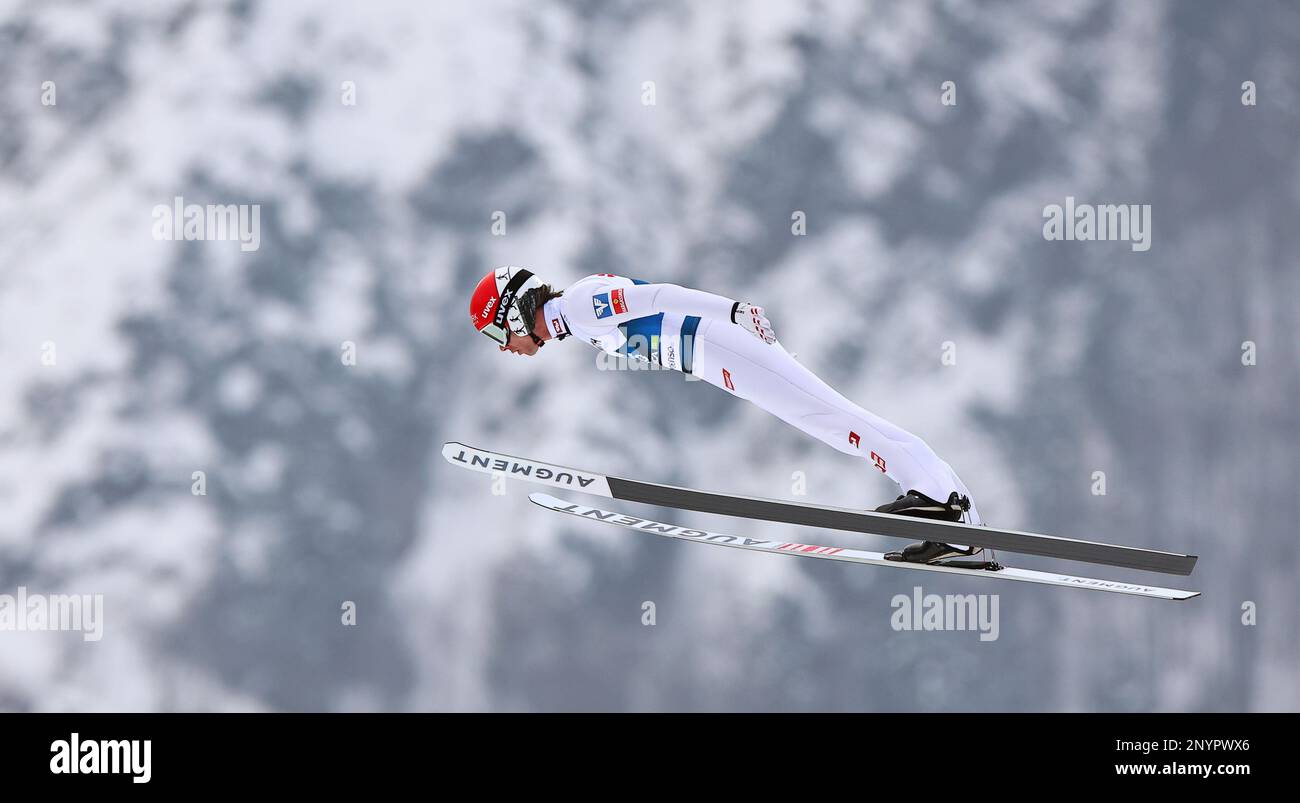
[{"left": 545, "top": 274, "right": 982, "bottom": 525}]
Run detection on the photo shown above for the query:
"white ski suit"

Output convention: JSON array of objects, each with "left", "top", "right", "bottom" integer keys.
[{"left": 542, "top": 273, "right": 981, "bottom": 525}]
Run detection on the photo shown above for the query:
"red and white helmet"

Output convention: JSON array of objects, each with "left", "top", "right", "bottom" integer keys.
[{"left": 469, "top": 265, "right": 544, "bottom": 345}]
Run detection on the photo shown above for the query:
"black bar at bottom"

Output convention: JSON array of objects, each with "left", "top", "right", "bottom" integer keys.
[{"left": 0, "top": 712, "right": 1280, "bottom": 790}]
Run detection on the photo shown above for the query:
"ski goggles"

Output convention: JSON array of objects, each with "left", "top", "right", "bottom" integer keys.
[
  {"left": 479, "top": 269, "right": 535, "bottom": 345},
  {"left": 478, "top": 319, "right": 512, "bottom": 346}
]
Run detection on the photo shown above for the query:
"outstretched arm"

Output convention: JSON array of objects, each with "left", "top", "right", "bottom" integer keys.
[
  {"left": 627, "top": 283, "right": 735, "bottom": 321},
  {"left": 582, "top": 282, "right": 776, "bottom": 343}
]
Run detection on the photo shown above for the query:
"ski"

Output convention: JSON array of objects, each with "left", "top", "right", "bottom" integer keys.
[
  {"left": 442, "top": 442, "right": 1198, "bottom": 575},
  {"left": 529, "top": 493, "right": 1199, "bottom": 600}
]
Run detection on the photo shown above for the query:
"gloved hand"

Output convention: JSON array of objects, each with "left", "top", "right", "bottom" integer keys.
[{"left": 731, "top": 302, "right": 776, "bottom": 344}]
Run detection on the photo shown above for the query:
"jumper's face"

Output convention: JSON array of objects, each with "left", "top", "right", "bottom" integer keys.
[{"left": 500, "top": 327, "right": 542, "bottom": 356}]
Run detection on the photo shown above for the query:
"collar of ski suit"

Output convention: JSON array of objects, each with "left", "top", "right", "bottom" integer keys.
[{"left": 542, "top": 298, "right": 570, "bottom": 341}]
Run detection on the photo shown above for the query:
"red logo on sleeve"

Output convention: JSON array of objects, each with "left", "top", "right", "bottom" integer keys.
[
  {"left": 722, "top": 369, "right": 735, "bottom": 391},
  {"left": 611, "top": 288, "right": 627, "bottom": 315},
  {"left": 849, "top": 432, "right": 860, "bottom": 448}
]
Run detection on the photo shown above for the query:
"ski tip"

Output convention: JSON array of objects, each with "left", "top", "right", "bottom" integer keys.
[{"left": 440, "top": 441, "right": 471, "bottom": 461}]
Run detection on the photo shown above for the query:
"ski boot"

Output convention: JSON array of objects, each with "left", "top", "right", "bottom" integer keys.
[{"left": 877, "top": 490, "right": 982, "bottom": 564}]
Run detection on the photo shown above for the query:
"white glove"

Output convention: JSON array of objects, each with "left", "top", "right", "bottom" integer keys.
[{"left": 732, "top": 302, "right": 776, "bottom": 344}]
